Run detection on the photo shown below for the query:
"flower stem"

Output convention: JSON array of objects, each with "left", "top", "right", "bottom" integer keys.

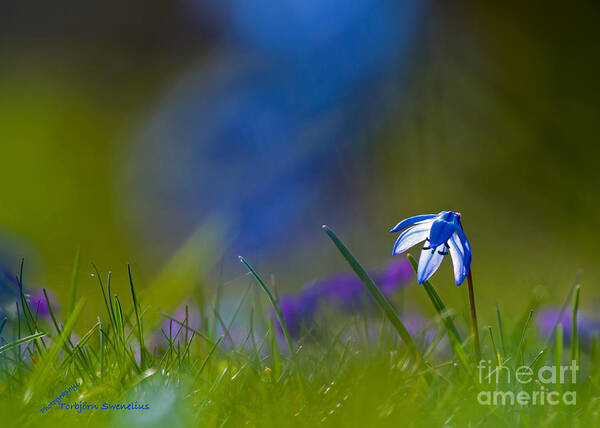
[{"left": 466, "top": 269, "right": 481, "bottom": 362}]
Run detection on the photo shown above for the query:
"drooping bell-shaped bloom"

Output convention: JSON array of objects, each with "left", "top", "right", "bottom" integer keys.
[{"left": 390, "top": 211, "right": 472, "bottom": 285}]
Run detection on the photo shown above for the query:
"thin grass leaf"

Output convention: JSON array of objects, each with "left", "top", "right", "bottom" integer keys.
[
  {"left": 322, "top": 226, "right": 419, "bottom": 359},
  {"left": 114, "top": 295, "right": 124, "bottom": 342},
  {"left": 555, "top": 323, "right": 563, "bottom": 366},
  {"left": 495, "top": 302, "right": 506, "bottom": 355},
  {"left": 92, "top": 263, "right": 115, "bottom": 331},
  {"left": 16, "top": 260, "right": 45, "bottom": 354},
  {"left": 68, "top": 249, "right": 80, "bottom": 316},
  {"left": 238, "top": 257, "right": 296, "bottom": 358},
  {"left": 60, "top": 322, "right": 101, "bottom": 376},
  {"left": 528, "top": 349, "right": 546, "bottom": 370},
  {"left": 24, "top": 299, "right": 85, "bottom": 403},
  {"left": 0, "top": 332, "right": 46, "bottom": 356},
  {"left": 43, "top": 288, "right": 76, "bottom": 356},
  {"left": 516, "top": 310, "right": 533, "bottom": 368},
  {"left": 268, "top": 316, "right": 281, "bottom": 378},
  {"left": 107, "top": 272, "right": 117, "bottom": 329},
  {"left": 571, "top": 285, "right": 580, "bottom": 366},
  {"left": 543, "top": 270, "right": 581, "bottom": 347},
  {"left": 555, "top": 324, "right": 563, "bottom": 393},
  {"left": 239, "top": 256, "right": 303, "bottom": 390},
  {"left": 128, "top": 264, "right": 146, "bottom": 369},
  {"left": 160, "top": 313, "right": 213, "bottom": 345},
  {"left": 196, "top": 336, "right": 224, "bottom": 379},
  {"left": 488, "top": 326, "right": 501, "bottom": 366},
  {"left": 98, "top": 316, "right": 104, "bottom": 378},
  {"left": 16, "top": 302, "right": 21, "bottom": 361}
]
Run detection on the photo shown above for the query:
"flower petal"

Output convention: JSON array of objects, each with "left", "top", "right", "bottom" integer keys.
[
  {"left": 448, "top": 232, "right": 467, "bottom": 285},
  {"left": 390, "top": 214, "right": 437, "bottom": 233},
  {"left": 392, "top": 221, "right": 433, "bottom": 255},
  {"left": 455, "top": 226, "right": 472, "bottom": 273},
  {"left": 417, "top": 243, "right": 446, "bottom": 284},
  {"left": 428, "top": 216, "right": 457, "bottom": 247}
]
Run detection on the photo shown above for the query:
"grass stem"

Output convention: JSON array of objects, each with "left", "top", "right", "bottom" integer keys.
[{"left": 466, "top": 270, "right": 481, "bottom": 362}]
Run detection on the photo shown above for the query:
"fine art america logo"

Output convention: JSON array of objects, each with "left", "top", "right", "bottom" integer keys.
[{"left": 477, "top": 360, "right": 578, "bottom": 406}]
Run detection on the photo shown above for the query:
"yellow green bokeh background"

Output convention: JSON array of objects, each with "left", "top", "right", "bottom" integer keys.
[{"left": 1, "top": 2, "right": 598, "bottom": 327}]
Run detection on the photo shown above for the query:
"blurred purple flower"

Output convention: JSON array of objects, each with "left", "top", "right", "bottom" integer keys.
[
  {"left": 318, "top": 259, "right": 413, "bottom": 311},
  {"left": 275, "top": 286, "right": 319, "bottom": 338},
  {"left": 379, "top": 258, "right": 414, "bottom": 297},
  {"left": 537, "top": 307, "right": 600, "bottom": 345},
  {"left": 318, "top": 273, "right": 366, "bottom": 311},
  {"left": 273, "top": 258, "right": 413, "bottom": 338},
  {"left": 26, "top": 288, "right": 56, "bottom": 318}
]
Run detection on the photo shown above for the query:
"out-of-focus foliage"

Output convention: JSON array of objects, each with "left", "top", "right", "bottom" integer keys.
[{"left": 0, "top": 1, "right": 598, "bottom": 322}]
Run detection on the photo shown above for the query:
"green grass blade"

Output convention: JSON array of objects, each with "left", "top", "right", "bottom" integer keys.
[
  {"left": 555, "top": 323, "right": 563, "bottom": 393},
  {"left": 555, "top": 323, "right": 563, "bottom": 367},
  {"left": 528, "top": 348, "right": 547, "bottom": 371},
  {"left": 196, "top": 336, "right": 224, "bottom": 379},
  {"left": 98, "top": 316, "right": 104, "bottom": 378},
  {"left": 24, "top": 299, "right": 85, "bottom": 403},
  {"left": 516, "top": 310, "right": 533, "bottom": 367},
  {"left": 128, "top": 264, "right": 146, "bottom": 369},
  {"left": 571, "top": 285, "right": 580, "bottom": 366},
  {"left": 92, "top": 263, "right": 116, "bottom": 331},
  {"left": 269, "top": 316, "right": 281, "bottom": 378},
  {"left": 543, "top": 272, "right": 580, "bottom": 347},
  {"left": 60, "top": 322, "right": 101, "bottom": 371},
  {"left": 15, "top": 260, "right": 45, "bottom": 354},
  {"left": 238, "top": 257, "right": 296, "bottom": 358},
  {"left": 0, "top": 332, "right": 46, "bottom": 356},
  {"left": 68, "top": 249, "right": 80, "bottom": 316},
  {"left": 114, "top": 295, "right": 124, "bottom": 340},
  {"left": 43, "top": 288, "right": 78, "bottom": 360},
  {"left": 322, "top": 226, "right": 419, "bottom": 359},
  {"left": 488, "top": 326, "right": 501, "bottom": 366},
  {"left": 107, "top": 272, "right": 117, "bottom": 329},
  {"left": 495, "top": 302, "right": 506, "bottom": 355},
  {"left": 239, "top": 256, "right": 304, "bottom": 391}
]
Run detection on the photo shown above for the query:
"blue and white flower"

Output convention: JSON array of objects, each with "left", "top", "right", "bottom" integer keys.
[{"left": 390, "top": 211, "right": 472, "bottom": 285}]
